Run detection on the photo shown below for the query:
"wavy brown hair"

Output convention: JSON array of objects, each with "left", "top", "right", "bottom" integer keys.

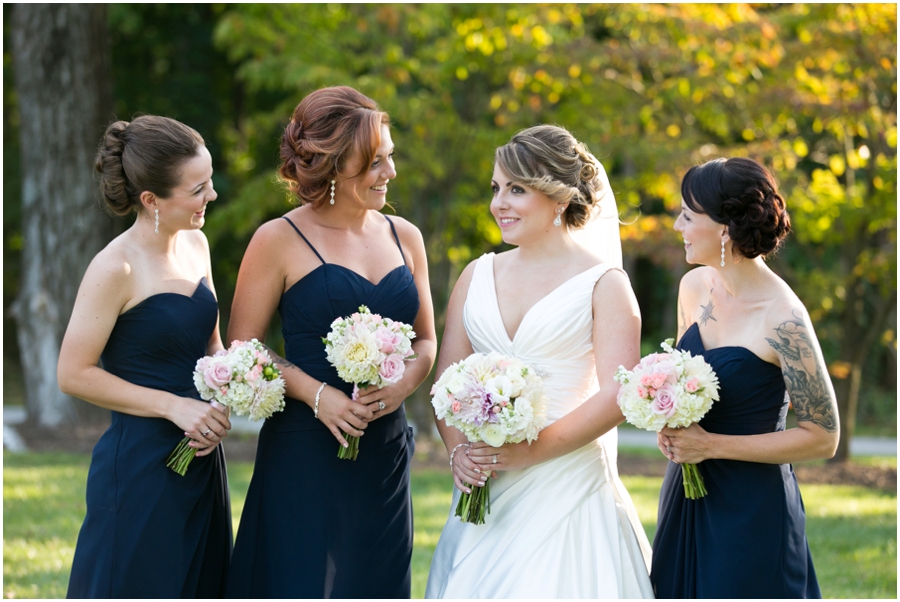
[{"left": 279, "top": 86, "right": 389, "bottom": 206}]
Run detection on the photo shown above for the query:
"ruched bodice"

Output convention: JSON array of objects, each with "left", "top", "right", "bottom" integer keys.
[
  {"left": 101, "top": 278, "right": 216, "bottom": 398},
  {"left": 226, "top": 214, "right": 419, "bottom": 598},
  {"left": 68, "top": 277, "right": 232, "bottom": 598},
  {"left": 681, "top": 323, "right": 789, "bottom": 437},
  {"left": 279, "top": 263, "right": 419, "bottom": 397},
  {"left": 651, "top": 322, "right": 820, "bottom": 598},
  {"left": 427, "top": 253, "right": 653, "bottom": 599}
]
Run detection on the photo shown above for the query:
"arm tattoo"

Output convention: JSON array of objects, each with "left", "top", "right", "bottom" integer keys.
[
  {"left": 699, "top": 289, "right": 717, "bottom": 326},
  {"left": 262, "top": 344, "right": 303, "bottom": 373},
  {"left": 765, "top": 310, "right": 838, "bottom": 433}
]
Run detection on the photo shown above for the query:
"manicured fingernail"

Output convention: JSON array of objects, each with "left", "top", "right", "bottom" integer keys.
[
  {"left": 474, "top": 468, "right": 481, "bottom": 474},
  {"left": 466, "top": 489, "right": 471, "bottom": 494},
  {"left": 481, "top": 475, "right": 487, "bottom": 481}
]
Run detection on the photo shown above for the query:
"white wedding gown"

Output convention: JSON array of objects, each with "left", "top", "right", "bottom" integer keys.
[{"left": 426, "top": 253, "right": 654, "bottom": 599}]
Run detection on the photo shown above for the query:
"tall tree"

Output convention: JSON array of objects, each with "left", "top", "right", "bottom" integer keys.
[{"left": 11, "top": 4, "right": 117, "bottom": 426}]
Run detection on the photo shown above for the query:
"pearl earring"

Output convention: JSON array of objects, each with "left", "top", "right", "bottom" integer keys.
[
  {"left": 155, "top": 209, "right": 159, "bottom": 234},
  {"left": 720, "top": 240, "right": 726, "bottom": 267},
  {"left": 553, "top": 209, "right": 562, "bottom": 227},
  {"left": 330, "top": 180, "right": 336, "bottom": 205}
]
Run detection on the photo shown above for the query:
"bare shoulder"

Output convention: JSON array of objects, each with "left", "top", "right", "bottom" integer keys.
[
  {"left": 382, "top": 213, "right": 425, "bottom": 252},
  {"left": 454, "top": 257, "right": 479, "bottom": 295},
  {"left": 679, "top": 266, "right": 713, "bottom": 304},
  {"left": 79, "top": 238, "right": 135, "bottom": 309}
]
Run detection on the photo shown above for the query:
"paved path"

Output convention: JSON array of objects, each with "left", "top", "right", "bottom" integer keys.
[{"left": 3, "top": 406, "right": 896, "bottom": 456}]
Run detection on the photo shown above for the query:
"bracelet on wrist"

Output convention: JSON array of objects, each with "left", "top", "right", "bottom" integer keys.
[
  {"left": 314, "top": 382, "right": 327, "bottom": 419},
  {"left": 449, "top": 442, "right": 470, "bottom": 471}
]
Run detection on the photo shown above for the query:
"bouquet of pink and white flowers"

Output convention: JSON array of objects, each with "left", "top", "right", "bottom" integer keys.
[
  {"left": 431, "top": 352, "right": 547, "bottom": 524},
  {"left": 167, "top": 339, "right": 286, "bottom": 476},
  {"left": 323, "top": 305, "right": 417, "bottom": 460},
  {"left": 614, "top": 339, "right": 719, "bottom": 499}
]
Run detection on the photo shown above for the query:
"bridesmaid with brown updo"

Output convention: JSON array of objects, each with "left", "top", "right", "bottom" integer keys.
[{"left": 224, "top": 86, "right": 437, "bottom": 598}]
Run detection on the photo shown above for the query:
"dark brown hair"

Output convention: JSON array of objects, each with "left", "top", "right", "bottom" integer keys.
[
  {"left": 681, "top": 157, "right": 791, "bottom": 259},
  {"left": 94, "top": 116, "right": 205, "bottom": 216},
  {"left": 279, "top": 86, "right": 389, "bottom": 206},
  {"left": 495, "top": 124, "right": 604, "bottom": 229}
]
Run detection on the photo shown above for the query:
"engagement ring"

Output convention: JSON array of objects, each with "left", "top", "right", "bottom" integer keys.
[
  {"left": 203, "top": 429, "right": 211, "bottom": 436},
  {"left": 378, "top": 401, "right": 386, "bottom": 411},
  {"left": 492, "top": 454, "right": 498, "bottom": 464}
]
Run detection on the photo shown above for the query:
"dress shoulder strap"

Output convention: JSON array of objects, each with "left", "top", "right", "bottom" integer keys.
[
  {"left": 383, "top": 215, "right": 408, "bottom": 266},
  {"left": 281, "top": 216, "right": 325, "bottom": 264}
]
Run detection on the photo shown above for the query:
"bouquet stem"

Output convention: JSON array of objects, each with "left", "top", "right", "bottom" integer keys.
[
  {"left": 337, "top": 433, "right": 360, "bottom": 461},
  {"left": 167, "top": 437, "right": 197, "bottom": 476},
  {"left": 455, "top": 478, "right": 491, "bottom": 524},
  {"left": 681, "top": 463, "right": 707, "bottom": 499}
]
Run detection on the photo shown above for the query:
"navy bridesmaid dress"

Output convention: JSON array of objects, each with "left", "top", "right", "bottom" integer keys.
[
  {"left": 650, "top": 322, "right": 821, "bottom": 598},
  {"left": 225, "top": 215, "right": 418, "bottom": 598},
  {"left": 67, "top": 277, "right": 232, "bottom": 598}
]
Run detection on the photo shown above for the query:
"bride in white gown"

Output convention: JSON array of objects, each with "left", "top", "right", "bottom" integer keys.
[{"left": 425, "top": 125, "right": 653, "bottom": 599}]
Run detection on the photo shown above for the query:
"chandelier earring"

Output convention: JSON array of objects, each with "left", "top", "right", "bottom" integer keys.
[
  {"left": 155, "top": 209, "right": 159, "bottom": 234},
  {"left": 720, "top": 239, "right": 726, "bottom": 267},
  {"left": 553, "top": 208, "right": 562, "bottom": 227},
  {"left": 330, "top": 180, "right": 336, "bottom": 205}
]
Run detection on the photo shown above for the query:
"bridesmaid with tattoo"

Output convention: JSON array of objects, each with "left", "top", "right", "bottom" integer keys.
[{"left": 651, "top": 157, "right": 838, "bottom": 598}]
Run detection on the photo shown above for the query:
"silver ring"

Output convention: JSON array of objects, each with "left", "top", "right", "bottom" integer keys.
[
  {"left": 378, "top": 401, "right": 386, "bottom": 411},
  {"left": 492, "top": 454, "right": 498, "bottom": 464},
  {"left": 666, "top": 445, "right": 672, "bottom": 453}
]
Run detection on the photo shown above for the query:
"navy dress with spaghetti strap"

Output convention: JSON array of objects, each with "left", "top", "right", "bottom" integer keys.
[
  {"left": 225, "top": 214, "right": 419, "bottom": 598},
  {"left": 650, "top": 322, "right": 821, "bottom": 598},
  {"left": 67, "top": 278, "right": 232, "bottom": 598}
]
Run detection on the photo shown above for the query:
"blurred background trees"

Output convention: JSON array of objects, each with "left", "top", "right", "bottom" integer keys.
[{"left": 4, "top": 4, "right": 895, "bottom": 460}]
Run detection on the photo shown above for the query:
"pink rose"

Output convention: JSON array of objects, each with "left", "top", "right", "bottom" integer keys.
[
  {"left": 651, "top": 384, "right": 678, "bottom": 418},
  {"left": 378, "top": 355, "right": 406, "bottom": 384},
  {"left": 685, "top": 377, "right": 700, "bottom": 393},
  {"left": 374, "top": 326, "right": 401, "bottom": 354},
  {"left": 640, "top": 374, "right": 654, "bottom": 387},
  {"left": 637, "top": 386, "right": 649, "bottom": 398},
  {"left": 451, "top": 401, "right": 462, "bottom": 413},
  {"left": 651, "top": 372, "right": 668, "bottom": 388},
  {"left": 246, "top": 364, "right": 263, "bottom": 382},
  {"left": 204, "top": 359, "right": 232, "bottom": 389}
]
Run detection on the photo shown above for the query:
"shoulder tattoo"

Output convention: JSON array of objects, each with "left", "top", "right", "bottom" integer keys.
[
  {"left": 765, "top": 310, "right": 838, "bottom": 433},
  {"left": 699, "top": 289, "right": 717, "bottom": 326}
]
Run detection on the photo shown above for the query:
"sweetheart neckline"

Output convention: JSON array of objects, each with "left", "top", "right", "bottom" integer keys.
[
  {"left": 486, "top": 253, "right": 611, "bottom": 343},
  {"left": 283, "top": 263, "right": 410, "bottom": 297},
  {"left": 681, "top": 322, "right": 781, "bottom": 369},
  {"left": 120, "top": 277, "right": 210, "bottom": 316}
]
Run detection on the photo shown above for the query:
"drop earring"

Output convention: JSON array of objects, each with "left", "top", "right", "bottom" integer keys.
[
  {"left": 155, "top": 209, "right": 159, "bottom": 234},
  {"left": 553, "top": 208, "right": 562, "bottom": 227},
  {"left": 330, "top": 180, "right": 336, "bottom": 205},
  {"left": 720, "top": 239, "right": 726, "bottom": 267}
]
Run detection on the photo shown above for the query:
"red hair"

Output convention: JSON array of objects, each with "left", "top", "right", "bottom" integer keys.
[{"left": 279, "top": 86, "right": 389, "bottom": 206}]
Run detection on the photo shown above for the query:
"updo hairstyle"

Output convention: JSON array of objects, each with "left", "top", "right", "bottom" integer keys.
[
  {"left": 681, "top": 157, "right": 791, "bottom": 259},
  {"left": 94, "top": 116, "right": 205, "bottom": 216},
  {"left": 279, "top": 86, "right": 389, "bottom": 206},
  {"left": 494, "top": 124, "right": 605, "bottom": 229}
]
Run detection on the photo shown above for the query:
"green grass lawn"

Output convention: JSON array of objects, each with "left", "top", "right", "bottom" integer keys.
[{"left": 4, "top": 452, "right": 896, "bottom": 599}]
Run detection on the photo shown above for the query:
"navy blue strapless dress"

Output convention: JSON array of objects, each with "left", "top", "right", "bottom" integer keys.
[
  {"left": 225, "top": 215, "right": 419, "bottom": 598},
  {"left": 67, "top": 278, "right": 232, "bottom": 598},
  {"left": 650, "top": 322, "right": 820, "bottom": 598}
]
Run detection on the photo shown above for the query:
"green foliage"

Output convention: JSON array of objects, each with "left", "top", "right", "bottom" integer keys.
[{"left": 4, "top": 453, "right": 895, "bottom": 599}]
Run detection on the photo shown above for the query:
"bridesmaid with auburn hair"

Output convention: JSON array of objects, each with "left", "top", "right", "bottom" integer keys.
[
  {"left": 225, "top": 86, "right": 437, "bottom": 598},
  {"left": 59, "top": 115, "right": 231, "bottom": 598}
]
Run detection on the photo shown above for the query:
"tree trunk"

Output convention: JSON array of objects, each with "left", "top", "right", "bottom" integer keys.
[
  {"left": 10, "top": 4, "right": 116, "bottom": 427},
  {"left": 830, "top": 281, "right": 896, "bottom": 463}
]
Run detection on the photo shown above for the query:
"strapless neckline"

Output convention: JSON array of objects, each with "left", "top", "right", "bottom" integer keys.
[
  {"left": 682, "top": 322, "right": 780, "bottom": 370},
  {"left": 121, "top": 277, "right": 210, "bottom": 316}
]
